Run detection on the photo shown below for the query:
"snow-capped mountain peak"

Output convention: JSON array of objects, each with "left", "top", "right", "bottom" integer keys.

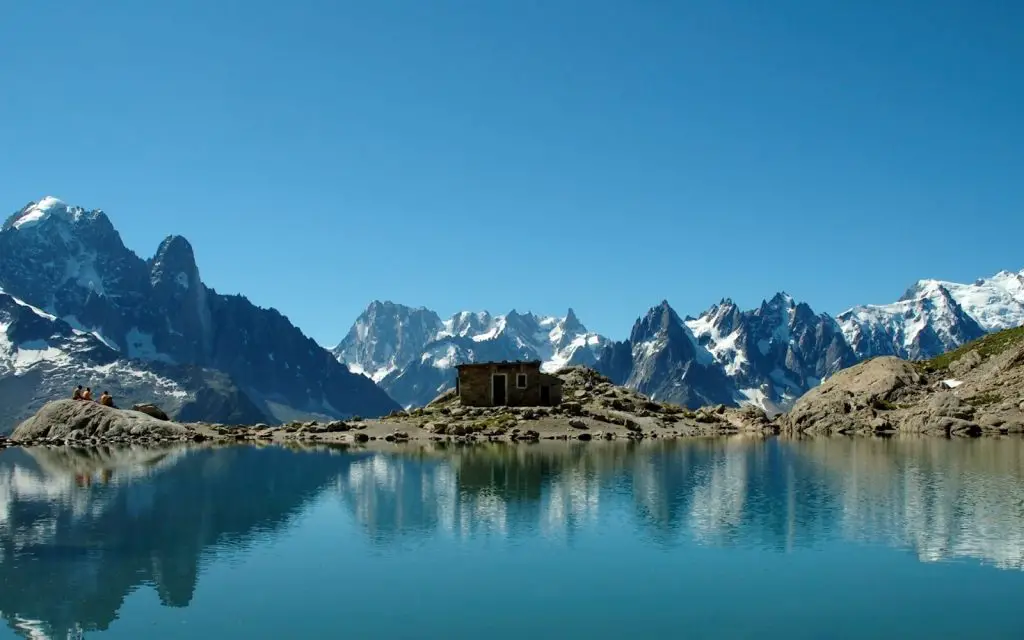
[
  {"left": 332, "top": 300, "right": 443, "bottom": 383},
  {"left": 836, "top": 269, "right": 1023, "bottom": 360},
  {"left": 1, "top": 197, "right": 400, "bottom": 426},
  {"left": 5, "top": 197, "right": 77, "bottom": 231},
  {"left": 2, "top": 197, "right": 113, "bottom": 235},
  {"left": 896, "top": 270, "right": 1024, "bottom": 332}
]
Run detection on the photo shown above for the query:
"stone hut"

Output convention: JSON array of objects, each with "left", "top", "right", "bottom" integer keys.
[{"left": 456, "top": 361, "right": 563, "bottom": 407}]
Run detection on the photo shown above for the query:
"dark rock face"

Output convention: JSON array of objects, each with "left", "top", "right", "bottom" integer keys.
[
  {"left": 597, "top": 295, "right": 857, "bottom": 412},
  {"left": 594, "top": 340, "right": 633, "bottom": 386},
  {"left": 596, "top": 301, "right": 736, "bottom": 409},
  {"left": 147, "top": 235, "right": 214, "bottom": 363},
  {"left": 0, "top": 198, "right": 399, "bottom": 424},
  {"left": 732, "top": 295, "right": 857, "bottom": 404},
  {"left": 204, "top": 294, "right": 394, "bottom": 419}
]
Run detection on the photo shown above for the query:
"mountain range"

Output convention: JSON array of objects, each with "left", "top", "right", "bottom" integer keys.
[
  {"left": 0, "top": 197, "right": 398, "bottom": 430},
  {"left": 333, "top": 270, "right": 1024, "bottom": 412},
  {"left": 3, "top": 196, "right": 1022, "bottom": 428}
]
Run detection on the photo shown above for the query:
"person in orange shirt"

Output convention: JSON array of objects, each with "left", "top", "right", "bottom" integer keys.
[{"left": 82, "top": 387, "right": 93, "bottom": 401}]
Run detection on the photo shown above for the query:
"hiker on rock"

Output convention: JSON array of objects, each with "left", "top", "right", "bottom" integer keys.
[
  {"left": 72, "top": 385, "right": 84, "bottom": 400},
  {"left": 82, "top": 387, "right": 93, "bottom": 401},
  {"left": 99, "top": 391, "right": 115, "bottom": 408}
]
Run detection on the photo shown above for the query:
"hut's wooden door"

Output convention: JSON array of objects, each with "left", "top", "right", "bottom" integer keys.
[
  {"left": 492, "top": 374, "right": 507, "bottom": 405},
  {"left": 540, "top": 385, "right": 551, "bottom": 405}
]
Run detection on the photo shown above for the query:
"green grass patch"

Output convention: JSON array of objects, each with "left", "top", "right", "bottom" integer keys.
[
  {"left": 871, "top": 398, "right": 898, "bottom": 411},
  {"left": 919, "top": 326, "right": 1024, "bottom": 373},
  {"left": 964, "top": 392, "right": 1002, "bottom": 407}
]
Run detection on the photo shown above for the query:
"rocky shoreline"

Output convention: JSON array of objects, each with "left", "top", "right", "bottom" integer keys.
[
  {"left": 4, "top": 368, "right": 776, "bottom": 449},
  {"left": 5, "top": 329, "right": 1024, "bottom": 452}
]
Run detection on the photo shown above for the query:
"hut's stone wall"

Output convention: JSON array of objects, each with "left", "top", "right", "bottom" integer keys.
[{"left": 457, "top": 362, "right": 562, "bottom": 407}]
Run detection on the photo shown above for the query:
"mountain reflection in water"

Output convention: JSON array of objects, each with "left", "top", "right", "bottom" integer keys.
[{"left": 1, "top": 437, "right": 1023, "bottom": 639}]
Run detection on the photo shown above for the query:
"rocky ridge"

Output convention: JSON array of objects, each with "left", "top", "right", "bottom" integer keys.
[{"left": 780, "top": 327, "right": 1024, "bottom": 436}]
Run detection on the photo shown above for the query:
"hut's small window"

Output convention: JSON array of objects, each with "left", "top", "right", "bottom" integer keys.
[{"left": 516, "top": 373, "right": 528, "bottom": 388}]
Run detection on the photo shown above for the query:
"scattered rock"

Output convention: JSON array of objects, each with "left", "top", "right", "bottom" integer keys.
[
  {"left": 426, "top": 422, "right": 448, "bottom": 435},
  {"left": 949, "top": 350, "right": 984, "bottom": 377},
  {"left": 132, "top": 403, "right": 170, "bottom": 421},
  {"left": 562, "top": 402, "right": 583, "bottom": 416},
  {"left": 928, "top": 393, "right": 975, "bottom": 420}
]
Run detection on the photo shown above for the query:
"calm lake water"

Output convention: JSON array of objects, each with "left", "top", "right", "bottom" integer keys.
[{"left": 2, "top": 438, "right": 1024, "bottom": 639}]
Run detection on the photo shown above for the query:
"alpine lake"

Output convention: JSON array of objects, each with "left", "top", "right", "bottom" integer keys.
[{"left": 1, "top": 436, "right": 1024, "bottom": 639}]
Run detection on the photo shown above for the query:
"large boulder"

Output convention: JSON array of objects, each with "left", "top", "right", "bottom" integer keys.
[
  {"left": 780, "top": 357, "right": 925, "bottom": 434},
  {"left": 132, "top": 403, "right": 170, "bottom": 421},
  {"left": 12, "top": 399, "right": 192, "bottom": 442}
]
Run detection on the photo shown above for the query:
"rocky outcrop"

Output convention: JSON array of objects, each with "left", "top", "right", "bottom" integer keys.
[
  {"left": 779, "top": 358, "right": 926, "bottom": 434},
  {"left": 133, "top": 403, "right": 170, "bottom": 421},
  {"left": 779, "top": 327, "right": 1024, "bottom": 437},
  {"left": 12, "top": 400, "right": 192, "bottom": 442},
  {"left": 377, "top": 366, "right": 775, "bottom": 442}
]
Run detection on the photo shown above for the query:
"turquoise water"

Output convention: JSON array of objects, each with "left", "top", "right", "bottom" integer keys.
[{"left": 2, "top": 438, "right": 1024, "bottom": 639}]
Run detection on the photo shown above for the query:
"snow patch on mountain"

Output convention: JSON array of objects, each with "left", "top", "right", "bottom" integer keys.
[
  {"left": 12, "top": 341, "right": 68, "bottom": 371},
  {"left": 126, "top": 328, "right": 174, "bottom": 363},
  {"left": 544, "top": 333, "right": 603, "bottom": 372},
  {"left": 9, "top": 197, "right": 77, "bottom": 230},
  {"left": 421, "top": 343, "right": 461, "bottom": 369},
  {"left": 346, "top": 362, "right": 397, "bottom": 384},
  {"left": 686, "top": 311, "right": 746, "bottom": 375},
  {"left": 60, "top": 315, "right": 119, "bottom": 350}
]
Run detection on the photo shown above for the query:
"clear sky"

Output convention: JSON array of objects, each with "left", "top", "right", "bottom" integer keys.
[{"left": 3, "top": 1, "right": 1022, "bottom": 344}]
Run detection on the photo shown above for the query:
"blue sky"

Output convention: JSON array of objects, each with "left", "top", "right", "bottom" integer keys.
[{"left": 3, "top": 1, "right": 1022, "bottom": 344}]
